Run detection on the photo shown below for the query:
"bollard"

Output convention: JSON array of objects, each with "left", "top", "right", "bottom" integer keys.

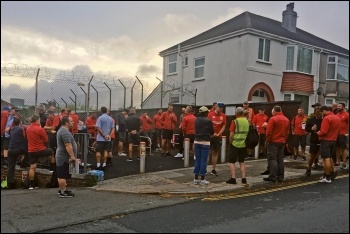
[
  {"left": 255, "top": 134, "right": 260, "bottom": 159},
  {"left": 140, "top": 142, "right": 146, "bottom": 173},
  {"left": 184, "top": 138, "right": 190, "bottom": 167},
  {"left": 221, "top": 136, "right": 226, "bottom": 163}
]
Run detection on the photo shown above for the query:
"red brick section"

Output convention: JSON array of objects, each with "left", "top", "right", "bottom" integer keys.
[
  {"left": 1, "top": 168, "right": 86, "bottom": 188},
  {"left": 281, "top": 72, "right": 314, "bottom": 94}
]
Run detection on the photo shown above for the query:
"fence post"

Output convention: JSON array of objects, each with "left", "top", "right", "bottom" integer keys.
[
  {"left": 140, "top": 141, "right": 146, "bottom": 173},
  {"left": 70, "top": 89, "right": 77, "bottom": 113},
  {"left": 135, "top": 76, "right": 143, "bottom": 110},
  {"left": 184, "top": 138, "right": 190, "bottom": 168},
  {"left": 221, "top": 136, "right": 226, "bottom": 163},
  {"left": 131, "top": 81, "right": 136, "bottom": 108},
  {"left": 91, "top": 84, "right": 98, "bottom": 111},
  {"left": 103, "top": 82, "right": 111, "bottom": 110},
  {"left": 118, "top": 79, "right": 126, "bottom": 109},
  {"left": 80, "top": 87, "right": 87, "bottom": 114},
  {"left": 35, "top": 68, "right": 40, "bottom": 107}
]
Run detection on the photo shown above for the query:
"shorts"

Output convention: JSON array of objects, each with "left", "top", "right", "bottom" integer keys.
[
  {"left": 95, "top": 141, "right": 112, "bottom": 153},
  {"left": 293, "top": 134, "right": 307, "bottom": 148},
  {"left": 184, "top": 134, "right": 195, "bottom": 144},
  {"left": 155, "top": 129, "right": 162, "bottom": 138},
  {"left": 320, "top": 140, "right": 336, "bottom": 159},
  {"left": 140, "top": 131, "right": 151, "bottom": 139},
  {"left": 162, "top": 129, "right": 173, "bottom": 140},
  {"left": 309, "top": 143, "right": 320, "bottom": 155},
  {"left": 1, "top": 137, "right": 10, "bottom": 150},
  {"left": 118, "top": 131, "right": 127, "bottom": 142},
  {"left": 57, "top": 162, "right": 71, "bottom": 179},
  {"left": 210, "top": 136, "right": 221, "bottom": 151},
  {"left": 28, "top": 148, "right": 54, "bottom": 164},
  {"left": 259, "top": 134, "right": 266, "bottom": 146},
  {"left": 128, "top": 132, "right": 140, "bottom": 146},
  {"left": 336, "top": 135, "right": 347, "bottom": 149},
  {"left": 228, "top": 145, "right": 247, "bottom": 163}
]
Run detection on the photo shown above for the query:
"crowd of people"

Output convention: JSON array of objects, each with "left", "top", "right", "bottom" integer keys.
[{"left": 1, "top": 100, "right": 348, "bottom": 195}]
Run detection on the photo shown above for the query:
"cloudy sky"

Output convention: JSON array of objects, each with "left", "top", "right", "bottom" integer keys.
[{"left": 1, "top": 1, "right": 349, "bottom": 78}]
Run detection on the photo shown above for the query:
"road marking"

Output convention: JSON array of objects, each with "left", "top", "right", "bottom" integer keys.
[{"left": 202, "top": 175, "right": 349, "bottom": 201}]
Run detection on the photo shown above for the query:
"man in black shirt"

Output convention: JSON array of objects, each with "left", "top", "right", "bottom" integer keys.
[{"left": 125, "top": 108, "right": 141, "bottom": 162}]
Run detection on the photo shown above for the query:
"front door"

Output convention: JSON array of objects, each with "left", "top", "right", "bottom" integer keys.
[{"left": 294, "top": 94, "right": 309, "bottom": 114}]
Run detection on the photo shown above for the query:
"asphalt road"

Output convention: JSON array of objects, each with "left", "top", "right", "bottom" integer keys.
[{"left": 38, "top": 177, "right": 349, "bottom": 233}]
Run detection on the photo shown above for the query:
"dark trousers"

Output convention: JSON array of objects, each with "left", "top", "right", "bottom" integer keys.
[
  {"left": 267, "top": 142, "right": 285, "bottom": 180},
  {"left": 7, "top": 149, "right": 26, "bottom": 184},
  {"left": 178, "top": 131, "right": 184, "bottom": 153}
]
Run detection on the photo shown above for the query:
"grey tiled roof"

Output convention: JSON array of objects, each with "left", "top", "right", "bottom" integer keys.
[{"left": 159, "top": 12, "right": 348, "bottom": 56}]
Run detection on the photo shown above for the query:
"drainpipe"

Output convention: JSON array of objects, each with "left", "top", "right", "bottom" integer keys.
[
  {"left": 178, "top": 44, "right": 184, "bottom": 104},
  {"left": 315, "top": 49, "right": 323, "bottom": 104}
]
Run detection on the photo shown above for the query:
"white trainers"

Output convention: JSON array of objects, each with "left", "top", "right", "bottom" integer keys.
[
  {"left": 319, "top": 176, "right": 331, "bottom": 183},
  {"left": 193, "top": 179, "right": 198, "bottom": 185},
  {"left": 174, "top": 153, "right": 183, "bottom": 158},
  {"left": 118, "top": 152, "right": 127, "bottom": 156},
  {"left": 200, "top": 180, "right": 210, "bottom": 186}
]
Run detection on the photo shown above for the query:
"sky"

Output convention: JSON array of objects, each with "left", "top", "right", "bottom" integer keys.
[{"left": 1, "top": 1, "right": 349, "bottom": 108}]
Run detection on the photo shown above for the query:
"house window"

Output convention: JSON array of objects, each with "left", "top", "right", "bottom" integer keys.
[
  {"left": 284, "top": 93, "right": 292, "bottom": 101},
  {"left": 286, "top": 46, "right": 313, "bottom": 74},
  {"left": 253, "top": 89, "right": 265, "bottom": 97},
  {"left": 194, "top": 57, "right": 205, "bottom": 79},
  {"left": 184, "top": 54, "right": 188, "bottom": 66},
  {"left": 325, "top": 98, "right": 334, "bottom": 106},
  {"left": 258, "top": 38, "right": 270, "bottom": 62},
  {"left": 170, "top": 94, "right": 180, "bottom": 104},
  {"left": 327, "top": 56, "right": 349, "bottom": 81},
  {"left": 168, "top": 54, "right": 177, "bottom": 74}
]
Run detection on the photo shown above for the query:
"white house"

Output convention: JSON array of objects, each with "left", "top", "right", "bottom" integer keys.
[{"left": 143, "top": 3, "right": 349, "bottom": 114}]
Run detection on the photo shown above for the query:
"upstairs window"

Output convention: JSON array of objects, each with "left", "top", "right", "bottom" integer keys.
[
  {"left": 184, "top": 54, "right": 188, "bottom": 66},
  {"left": 168, "top": 54, "right": 177, "bottom": 74},
  {"left": 286, "top": 46, "right": 313, "bottom": 74},
  {"left": 258, "top": 38, "right": 270, "bottom": 62},
  {"left": 327, "top": 56, "right": 349, "bottom": 81},
  {"left": 194, "top": 57, "right": 205, "bottom": 79},
  {"left": 253, "top": 89, "right": 265, "bottom": 97}
]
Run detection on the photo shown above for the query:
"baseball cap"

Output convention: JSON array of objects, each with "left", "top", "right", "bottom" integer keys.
[
  {"left": 2, "top": 106, "right": 10, "bottom": 111},
  {"left": 311, "top": 103, "right": 321, "bottom": 108},
  {"left": 217, "top": 102, "right": 225, "bottom": 108},
  {"left": 199, "top": 106, "right": 209, "bottom": 113}
]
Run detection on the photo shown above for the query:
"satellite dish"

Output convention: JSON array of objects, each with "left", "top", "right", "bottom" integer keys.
[{"left": 316, "top": 87, "right": 324, "bottom": 95}]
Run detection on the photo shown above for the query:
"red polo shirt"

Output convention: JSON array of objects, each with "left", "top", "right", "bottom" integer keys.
[
  {"left": 1, "top": 110, "right": 9, "bottom": 136},
  {"left": 337, "top": 111, "right": 349, "bottom": 135},
  {"left": 266, "top": 112, "right": 290, "bottom": 143},
  {"left": 69, "top": 113, "right": 79, "bottom": 134},
  {"left": 26, "top": 122, "right": 48, "bottom": 152},
  {"left": 182, "top": 113, "right": 196, "bottom": 135},
  {"left": 208, "top": 111, "right": 226, "bottom": 135},
  {"left": 252, "top": 113, "right": 269, "bottom": 134},
  {"left": 291, "top": 114, "right": 308, "bottom": 135},
  {"left": 318, "top": 112, "right": 340, "bottom": 141},
  {"left": 153, "top": 113, "right": 163, "bottom": 129},
  {"left": 140, "top": 116, "right": 153, "bottom": 131},
  {"left": 85, "top": 116, "right": 97, "bottom": 135},
  {"left": 160, "top": 111, "right": 177, "bottom": 130}
]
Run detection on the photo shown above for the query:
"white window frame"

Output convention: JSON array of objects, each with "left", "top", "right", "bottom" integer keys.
[
  {"left": 285, "top": 45, "right": 313, "bottom": 74},
  {"left": 170, "top": 94, "right": 180, "bottom": 104},
  {"left": 184, "top": 54, "right": 188, "bottom": 67},
  {"left": 325, "top": 98, "right": 335, "bottom": 106},
  {"left": 258, "top": 38, "right": 270, "bottom": 62},
  {"left": 168, "top": 54, "right": 177, "bottom": 75},
  {"left": 283, "top": 93, "right": 293, "bottom": 101},
  {"left": 194, "top": 57, "right": 205, "bottom": 79},
  {"left": 326, "top": 55, "right": 349, "bottom": 82},
  {"left": 253, "top": 89, "right": 265, "bottom": 97}
]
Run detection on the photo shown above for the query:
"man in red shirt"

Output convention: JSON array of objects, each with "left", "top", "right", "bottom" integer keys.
[
  {"left": 252, "top": 106, "right": 269, "bottom": 158},
  {"left": 210, "top": 102, "right": 217, "bottom": 113},
  {"left": 153, "top": 109, "right": 163, "bottom": 151},
  {"left": 27, "top": 115, "right": 53, "bottom": 189},
  {"left": 85, "top": 112, "right": 97, "bottom": 154},
  {"left": 140, "top": 111, "right": 153, "bottom": 147},
  {"left": 160, "top": 104, "right": 177, "bottom": 157},
  {"left": 317, "top": 105, "right": 340, "bottom": 183},
  {"left": 208, "top": 102, "right": 226, "bottom": 176},
  {"left": 182, "top": 106, "right": 196, "bottom": 158},
  {"left": 291, "top": 108, "right": 308, "bottom": 161},
  {"left": 263, "top": 106, "right": 290, "bottom": 183},
  {"left": 67, "top": 109, "right": 79, "bottom": 134},
  {"left": 335, "top": 103, "right": 348, "bottom": 169},
  {"left": 44, "top": 110, "right": 61, "bottom": 171}
]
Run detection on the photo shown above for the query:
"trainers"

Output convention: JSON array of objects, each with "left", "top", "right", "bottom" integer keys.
[
  {"left": 301, "top": 156, "right": 306, "bottom": 161},
  {"left": 319, "top": 176, "right": 331, "bottom": 183},
  {"left": 341, "top": 164, "right": 348, "bottom": 170},
  {"left": 211, "top": 169, "right": 218, "bottom": 176},
  {"left": 194, "top": 155, "right": 196, "bottom": 160},
  {"left": 241, "top": 178, "right": 247, "bottom": 184},
  {"left": 226, "top": 178, "right": 237, "bottom": 184},
  {"left": 58, "top": 189, "right": 71, "bottom": 195},
  {"left": 29, "top": 186, "right": 34, "bottom": 190},
  {"left": 118, "top": 152, "right": 127, "bottom": 156},
  {"left": 260, "top": 170, "right": 270, "bottom": 175},
  {"left": 59, "top": 190, "right": 74, "bottom": 198},
  {"left": 174, "top": 153, "right": 183, "bottom": 158},
  {"left": 126, "top": 158, "right": 132, "bottom": 162},
  {"left": 305, "top": 169, "right": 311, "bottom": 177},
  {"left": 263, "top": 177, "right": 277, "bottom": 183},
  {"left": 200, "top": 180, "right": 210, "bottom": 186},
  {"left": 193, "top": 179, "right": 198, "bottom": 185}
]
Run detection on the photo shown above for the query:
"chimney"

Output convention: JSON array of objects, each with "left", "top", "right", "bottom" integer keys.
[{"left": 282, "top": 3, "right": 297, "bottom": 33}]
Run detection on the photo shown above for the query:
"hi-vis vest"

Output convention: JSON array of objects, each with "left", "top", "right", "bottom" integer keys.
[{"left": 232, "top": 117, "right": 249, "bottom": 148}]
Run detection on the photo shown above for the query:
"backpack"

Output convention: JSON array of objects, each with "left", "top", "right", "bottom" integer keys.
[{"left": 245, "top": 124, "right": 259, "bottom": 149}]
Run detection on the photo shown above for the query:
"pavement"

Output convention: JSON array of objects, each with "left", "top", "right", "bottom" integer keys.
[{"left": 92, "top": 154, "right": 349, "bottom": 196}]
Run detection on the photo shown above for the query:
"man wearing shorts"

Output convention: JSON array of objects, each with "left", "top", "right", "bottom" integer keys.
[
  {"left": 27, "top": 115, "right": 53, "bottom": 189},
  {"left": 317, "top": 106, "right": 340, "bottom": 183},
  {"left": 125, "top": 108, "right": 141, "bottom": 161},
  {"left": 160, "top": 104, "right": 178, "bottom": 157},
  {"left": 56, "top": 116, "right": 77, "bottom": 198}
]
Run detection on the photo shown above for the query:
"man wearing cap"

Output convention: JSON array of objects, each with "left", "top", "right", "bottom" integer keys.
[
  {"left": 252, "top": 106, "right": 269, "bottom": 158},
  {"left": 208, "top": 102, "right": 226, "bottom": 176},
  {"left": 317, "top": 105, "right": 340, "bottom": 183}
]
